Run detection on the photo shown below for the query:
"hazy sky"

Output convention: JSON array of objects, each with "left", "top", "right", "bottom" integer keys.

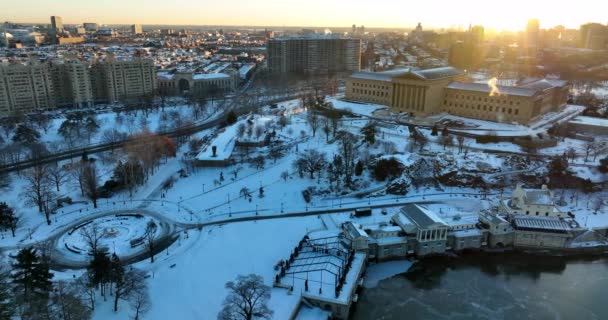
[{"left": 2, "top": 0, "right": 606, "bottom": 30}]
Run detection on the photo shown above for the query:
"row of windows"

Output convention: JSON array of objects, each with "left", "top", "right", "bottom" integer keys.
[
  {"left": 352, "top": 82, "right": 389, "bottom": 90},
  {"left": 525, "top": 211, "right": 551, "bottom": 216},
  {"left": 444, "top": 101, "right": 520, "bottom": 115},
  {"left": 352, "top": 88, "right": 388, "bottom": 97},
  {"left": 446, "top": 93, "right": 521, "bottom": 106}
]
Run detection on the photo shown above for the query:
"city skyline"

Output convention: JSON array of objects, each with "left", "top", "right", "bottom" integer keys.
[{"left": 2, "top": 0, "right": 607, "bottom": 31}]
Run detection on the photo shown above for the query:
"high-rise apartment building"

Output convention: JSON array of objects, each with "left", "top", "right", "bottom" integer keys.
[
  {"left": 525, "top": 19, "right": 540, "bottom": 54},
  {"left": 579, "top": 23, "right": 608, "bottom": 50},
  {"left": 131, "top": 24, "right": 143, "bottom": 35},
  {"left": 267, "top": 35, "right": 361, "bottom": 74},
  {"left": 51, "top": 60, "right": 94, "bottom": 109},
  {"left": 0, "top": 63, "right": 56, "bottom": 116},
  {"left": 91, "top": 59, "right": 157, "bottom": 104},
  {"left": 50, "top": 16, "right": 64, "bottom": 34}
]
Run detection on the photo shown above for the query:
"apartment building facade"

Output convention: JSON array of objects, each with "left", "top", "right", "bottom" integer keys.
[
  {"left": 91, "top": 59, "right": 157, "bottom": 104},
  {"left": 267, "top": 36, "right": 361, "bottom": 74},
  {"left": 51, "top": 60, "right": 94, "bottom": 108},
  {"left": 0, "top": 63, "right": 56, "bottom": 116}
]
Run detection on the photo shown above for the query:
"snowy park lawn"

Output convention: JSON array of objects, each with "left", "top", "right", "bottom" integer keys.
[{"left": 90, "top": 216, "right": 325, "bottom": 320}]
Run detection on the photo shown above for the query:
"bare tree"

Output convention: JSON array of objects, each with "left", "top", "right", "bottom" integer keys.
[
  {"left": 144, "top": 221, "right": 157, "bottom": 263},
  {"left": 322, "top": 118, "right": 331, "bottom": 143},
  {"left": 80, "top": 224, "right": 103, "bottom": 256},
  {"left": 280, "top": 171, "right": 289, "bottom": 182},
  {"left": 230, "top": 167, "right": 243, "bottom": 179},
  {"left": 456, "top": 135, "right": 465, "bottom": 153},
  {"left": 438, "top": 135, "right": 454, "bottom": 150},
  {"left": 337, "top": 131, "right": 358, "bottom": 186},
  {"left": 584, "top": 142, "right": 596, "bottom": 162},
  {"left": 269, "top": 145, "right": 283, "bottom": 163},
  {"left": 254, "top": 125, "right": 265, "bottom": 140},
  {"left": 50, "top": 281, "right": 92, "bottom": 320},
  {"left": 306, "top": 111, "right": 320, "bottom": 137},
  {"left": 47, "top": 164, "right": 67, "bottom": 192},
  {"left": 102, "top": 128, "right": 127, "bottom": 153},
  {"left": 592, "top": 142, "right": 604, "bottom": 162},
  {"left": 21, "top": 165, "right": 50, "bottom": 214},
  {"left": 218, "top": 274, "right": 273, "bottom": 320},
  {"left": 297, "top": 149, "right": 327, "bottom": 179},
  {"left": 565, "top": 147, "right": 577, "bottom": 163},
  {"left": 129, "top": 284, "right": 151, "bottom": 320},
  {"left": 114, "top": 267, "right": 147, "bottom": 313},
  {"left": 277, "top": 115, "right": 290, "bottom": 129},
  {"left": 82, "top": 163, "right": 100, "bottom": 208},
  {"left": 251, "top": 156, "right": 265, "bottom": 170},
  {"left": 74, "top": 275, "right": 96, "bottom": 312}
]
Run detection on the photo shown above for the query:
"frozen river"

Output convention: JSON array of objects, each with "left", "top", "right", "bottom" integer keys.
[{"left": 351, "top": 253, "right": 608, "bottom": 320}]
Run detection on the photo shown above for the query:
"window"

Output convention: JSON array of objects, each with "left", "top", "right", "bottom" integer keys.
[{"left": 526, "top": 211, "right": 530, "bottom": 215}]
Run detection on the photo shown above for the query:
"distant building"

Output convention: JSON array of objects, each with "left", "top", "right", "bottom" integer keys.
[
  {"left": 83, "top": 22, "right": 98, "bottom": 32},
  {"left": 510, "top": 215, "right": 583, "bottom": 249},
  {"left": 267, "top": 35, "right": 361, "bottom": 74},
  {"left": 448, "top": 25, "right": 487, "bottom": 69},
  {"left": 50, "top": 16, "right": 64, "bottom": 34},
  {"left": 346, "top": 66, "right": 466, "bottom": 116},
  {"left": 346, "top": 67, "right": 568, "bottom": 124},
  {"left": 74, "top": 26, "right": 86, "bottom": 35},
  {"left": 56, "top": 36, "right": 85, "bottom": 45},
  {"left": 500, "top": 184, "right": 565, "bottom": 218},
  {"left": 568, "top": 116, "right": 608, "bottom": 136},
  {"left": 91, "top": 59, "right": 157, "bottom": 104},
  {"left": 443, "top": 78, "right": 569, "bottom": 124},
  {"left": 0, "top": 62, "right": 56, "bottom": 116},
  {"left": 525, "top": 18, "right": 540, "bottom": 54},
  {"left": 392, "top": 204, "right": 449, "bottom": 256},
  {"left": 579, "top": 23, "right": 608, "bottom": 50},
  {"left": 131, "top": 24, "right": 143, "bottom": 35},
  {"left": 157, "top": 70, "right": 238, "bottom": 97}
]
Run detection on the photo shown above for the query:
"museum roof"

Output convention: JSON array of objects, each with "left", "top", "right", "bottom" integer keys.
[{"left": 446, "top": 82, "right": 538, "bottom": 97}]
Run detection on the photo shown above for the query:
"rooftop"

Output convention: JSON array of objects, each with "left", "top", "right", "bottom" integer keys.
[
  {"left": 518, "top": 77, "right": 569, "bottom": 90},
  {"left": 446, "top": 82, "right": 538, "bottom": 97},
  {"left": 410, "top": 66, "right": 465, "bottom": 80},
  {"left": 399, "top": 204, "right": 447, "bottom": 229},
  {"left": 192, "top": 73, "right": 230, "bottom": 80},
  {"left": 512, "top": 215, "right": 579, "bottom": 232}
]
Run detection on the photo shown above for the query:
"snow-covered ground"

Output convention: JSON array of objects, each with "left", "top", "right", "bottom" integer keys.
[{"left": 1, "top": 90, "right": 607, "bottom": 320}]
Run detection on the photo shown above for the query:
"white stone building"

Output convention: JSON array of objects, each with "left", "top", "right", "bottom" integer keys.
[{"left": 500, "top": 183, "right": 565, "bottom": 218}]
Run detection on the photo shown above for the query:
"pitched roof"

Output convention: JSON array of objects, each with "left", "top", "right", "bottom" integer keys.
[
  {"left": 410, "top": 66, "right": 465, "bottom": 80},
  {"left": 512, "top": 215, "right": 576, "bottom": 232},
  {"left": 400, "top": 204, "right": 447, "bottom": 229},
  {"left": 350, "top": 66, "right": 463, "bottom": 82}
]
